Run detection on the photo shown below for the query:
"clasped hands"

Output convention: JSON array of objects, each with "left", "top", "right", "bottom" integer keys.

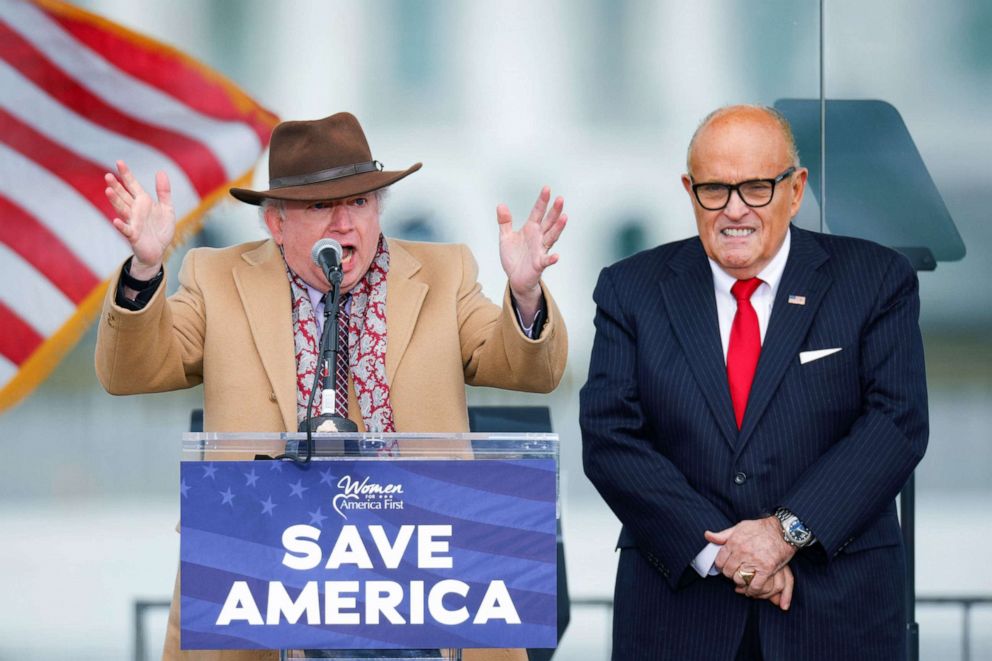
[{"left": 705, "top": 516, "right": 797, "bottom": 611}]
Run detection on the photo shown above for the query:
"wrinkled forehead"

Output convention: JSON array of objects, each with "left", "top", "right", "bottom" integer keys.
[{"left": 689, "top": 117, "right": 792, "bottom": 181}]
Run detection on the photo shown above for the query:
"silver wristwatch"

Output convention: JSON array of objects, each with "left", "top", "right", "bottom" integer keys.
[{"left": 775, "top": 508, "right": 815, "bottom": 548}]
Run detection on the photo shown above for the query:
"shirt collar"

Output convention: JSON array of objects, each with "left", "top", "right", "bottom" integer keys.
[
  {"left": 707, "top": 226, "right": 792, "bottom": 294},
  {"left": 305, "top": 282, "right": 351, "bottom": 318},
  {"left": 305, "top": 282, "right": 325, "bottom": 312}
]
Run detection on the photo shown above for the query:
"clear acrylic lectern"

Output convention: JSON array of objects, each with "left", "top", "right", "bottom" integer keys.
[{"left": 181, "top": 431, "right": 560, "bottom": 661}]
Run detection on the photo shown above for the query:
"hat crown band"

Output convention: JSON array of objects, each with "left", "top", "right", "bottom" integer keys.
[
  {"left": 229, "top": 112, "right": 421, "bottom": 205},
  {"left": 269, "top": 160, "right": 383, "bottom": 190}
]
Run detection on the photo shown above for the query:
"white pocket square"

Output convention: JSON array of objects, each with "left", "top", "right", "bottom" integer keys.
[{"left": 799, "top": 348, "right": 842, "bottom": 365}]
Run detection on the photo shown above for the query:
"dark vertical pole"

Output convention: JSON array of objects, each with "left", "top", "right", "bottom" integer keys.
[
  {"left": 819, "top": 0, "right": 826, "bottom": 236},
  {"left": 133, "top": 602, "right": 144, "bottom": 661},
  {"left": 902, "top": 475, "right": 919, "bottom": 661},
  {"left": 963, "top": 602, "right": 971, "bottom": 661},
  {"left": 818, "top": 5, "right": 920, "bottom": 657}
]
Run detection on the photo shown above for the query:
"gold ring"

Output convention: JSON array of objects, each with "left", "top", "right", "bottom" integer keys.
[{"left": 737, "top": 567, "right": 756, "bottom": 587}]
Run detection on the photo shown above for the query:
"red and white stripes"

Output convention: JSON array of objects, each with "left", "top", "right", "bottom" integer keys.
[{"left": 0, "top": 0, "right": 277, "bottom": 410}]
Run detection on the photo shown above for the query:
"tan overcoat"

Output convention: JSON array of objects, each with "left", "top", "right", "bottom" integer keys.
[{"left": 95, "top": 237, "right": 567, "bottom": 661}]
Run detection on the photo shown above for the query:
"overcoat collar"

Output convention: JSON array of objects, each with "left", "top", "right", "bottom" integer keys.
[
  {"left": 233, "top": 239, "right": 297, "bottom": 431},
  {"left": 230, "top": 238, "right": 428, "bottom": 432},
  {"left": 383, "top": 239, "right": 428, "bottom": 383},
  {"left": 659, "top": 225, "right": 832, "bottom": 450}
]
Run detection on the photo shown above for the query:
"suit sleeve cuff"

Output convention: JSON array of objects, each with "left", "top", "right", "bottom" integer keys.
[
  {"left": 509, "top": 290, "right": 547, "bottom": 339},
  {"left": 115, "top": 256, "right": 164, "bottom": 311},
  {"left": 690, "top": 542, "right": 722, "bottom": 578}
]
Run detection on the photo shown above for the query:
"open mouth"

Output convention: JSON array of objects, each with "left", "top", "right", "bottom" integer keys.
[
  {"left": 721, "top": 228, "right": 755, "bottom": 238},
  {"left": 340, "top": 245, "right": 355, "bottom": 266}
]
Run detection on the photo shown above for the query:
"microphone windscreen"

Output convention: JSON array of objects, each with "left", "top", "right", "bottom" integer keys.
[{"left": 311, "top": 238, "right": 342, "bottom": 268}]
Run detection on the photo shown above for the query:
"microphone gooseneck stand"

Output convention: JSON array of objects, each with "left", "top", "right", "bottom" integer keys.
[{"left": 290, "top": 264, "right": 357, "bottom": 464}]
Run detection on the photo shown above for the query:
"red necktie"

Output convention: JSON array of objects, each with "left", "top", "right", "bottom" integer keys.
[
  {"left": 727, "top": 278, "right": 763, "bottom": 429},
  {"left": 333, "top": 294, "right": 351, "bottom": 418}
]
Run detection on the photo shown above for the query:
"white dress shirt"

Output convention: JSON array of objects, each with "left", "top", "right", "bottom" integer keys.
[{"left": 691, "top": 230, "right": 792, "bottom": 578}]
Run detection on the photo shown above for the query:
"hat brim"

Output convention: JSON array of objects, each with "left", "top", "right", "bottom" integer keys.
[{"left": 229, "top": 163, "right": 422, "bottom": 206}]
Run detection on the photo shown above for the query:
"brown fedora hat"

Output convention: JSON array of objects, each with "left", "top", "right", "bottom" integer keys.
[{"left": 230, "top": 112, "right": 421, "bottom": 205}]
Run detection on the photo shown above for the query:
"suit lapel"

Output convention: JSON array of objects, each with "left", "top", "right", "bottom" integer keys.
[
  {"left": 737, "top": 226, "right": 832, "bottom": 451},
  {"left": 660, "top": 239, "right": 739, "bottom": 449},
  {"left": 233, "top": 240, "right": 297, "bottom": 431},
  {"left": 384, "top": 240, "right": 428, "bottom": 384}
]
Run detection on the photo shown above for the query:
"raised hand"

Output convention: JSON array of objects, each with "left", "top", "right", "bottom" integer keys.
[
  {"left": 104, "top": 160, "right": 175, "bottom": 279},
  {"left": 497, "top": 186, "right": 567, "bottom": 324}
]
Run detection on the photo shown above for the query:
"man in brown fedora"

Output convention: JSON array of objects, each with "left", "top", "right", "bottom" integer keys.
[{"left": 95, "top": 112, "right": 568, "bottom": 661}]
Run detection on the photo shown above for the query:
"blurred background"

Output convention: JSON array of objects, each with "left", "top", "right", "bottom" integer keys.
[{"left": 1, "top": 0, "right": 990, "bottom": 659}]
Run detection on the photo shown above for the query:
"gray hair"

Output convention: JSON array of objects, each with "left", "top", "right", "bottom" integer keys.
[
  {"left": 374, "top": 186, "right": 390, "bottom": 212},
  {"left": 259, "top": 197, "right": 285, "bottom": 220},
  {"left": 686, "top": 104, "right": 800, "bottom": 177}
]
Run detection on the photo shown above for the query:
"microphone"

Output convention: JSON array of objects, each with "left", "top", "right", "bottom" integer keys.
[
  {"left": 311, "top": 238, "right": 343, "bottom": 280},
  {"left": 291, "top": 236, "right": 358, "bottom": 459}
]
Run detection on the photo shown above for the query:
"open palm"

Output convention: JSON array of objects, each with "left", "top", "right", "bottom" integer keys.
[
  {"left": 498, "top": 186, "right": 567, "bottom": 298},
  {"left": 104, "top": 160, "right": 176, "bottom": 277}
]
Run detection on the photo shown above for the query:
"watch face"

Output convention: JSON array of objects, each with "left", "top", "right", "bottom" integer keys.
[{"left": 788, "top": 519, "right": 811, "bottom": 544}]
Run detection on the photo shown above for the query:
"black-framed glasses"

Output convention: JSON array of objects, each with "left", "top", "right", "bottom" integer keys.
[{"left": 691, "top": 166, "right": 796, "bottom": 211}]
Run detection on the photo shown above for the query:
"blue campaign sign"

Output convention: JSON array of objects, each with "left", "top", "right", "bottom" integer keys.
[{"left": 179, "top": 459, "right": 557, "bottom": 650}]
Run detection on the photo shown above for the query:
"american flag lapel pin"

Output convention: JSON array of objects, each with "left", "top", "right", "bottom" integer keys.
[{"left": 788, "top": 294, "right": 806, "bottom": 306}]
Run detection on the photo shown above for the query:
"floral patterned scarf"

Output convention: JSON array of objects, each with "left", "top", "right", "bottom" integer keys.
[{"left": 286, "top": 235, "right": 396, "bottom": 434}]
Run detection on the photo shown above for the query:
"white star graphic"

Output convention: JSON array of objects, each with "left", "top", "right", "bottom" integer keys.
[
  {"left": 202, "top": 464, "right": 218, "bottom": 479},
  {"left": 244, "top": 469, "right": 259, "bottom": 487},
  {"left": 308, "top": 507, "right": 329, "bottom": 527},
  {"left": 260, "top": 496, "right": 277, "bottom": 515},
  {"left": 179, "top": 479, "right": 190, "bottom": 498},
  {"left": 269, "top": 461, "right": 284, "bottom": 472},
  {"left": 289, "top": 479, "right": 309, "bottom": 499},
  {"left": 319, "top": 468, "right": 336, "bottom": 486},
  {"left": 220, "top": 487, "right": 236, "bottom": 506}
]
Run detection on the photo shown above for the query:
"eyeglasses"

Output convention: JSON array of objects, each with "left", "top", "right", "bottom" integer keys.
[{"left": 690, "top": 166, "right": 796, "bottom": 211}]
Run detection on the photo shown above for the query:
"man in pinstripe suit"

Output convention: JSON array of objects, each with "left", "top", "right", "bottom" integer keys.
[{"left": 580, "top": 105, "right": 928, "bottom": 660}]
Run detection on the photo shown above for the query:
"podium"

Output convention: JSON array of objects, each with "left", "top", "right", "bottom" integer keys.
[{"left": 180, "top": 431, "right": 560, "bottom": 660}]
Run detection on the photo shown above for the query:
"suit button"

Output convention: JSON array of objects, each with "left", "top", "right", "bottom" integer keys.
[{"left": 734, "top": 472, "right": 747, "bottom": 485}]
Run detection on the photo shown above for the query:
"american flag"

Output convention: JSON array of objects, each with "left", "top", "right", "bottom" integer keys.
[{"left": 0, "top": 0, "right": 278, "bottom": 412}]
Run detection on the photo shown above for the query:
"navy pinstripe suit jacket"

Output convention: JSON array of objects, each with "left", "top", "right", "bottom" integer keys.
[{"left": 580, "top": 225, "right": 928, "bottom": 660}]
